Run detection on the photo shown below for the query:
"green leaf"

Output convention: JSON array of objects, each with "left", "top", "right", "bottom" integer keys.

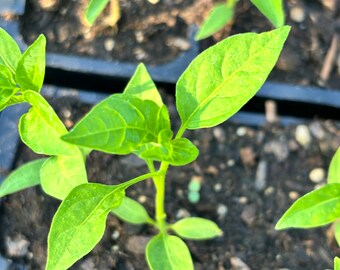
[
  {"left": 19, "top": 91, "right": 72, "bottom": 155},
  {"left": 135, "top": 137, "right": 199, "bottom": 166},
  {"left": 40, "top": 150, "right": 88, "bottom": 200},
  {"left": 85, "top": 0, "right": 110, "bottom": 25},
  {"left": 0, "top": 27, "right": 22, "bottom": 74},
  {"left": 276, "top": 183, "right": 340, "bottom": 229},
  {"left": 122, "top": 94, "right": 170, "bottom": 142},
  {"left": 335, "top": 257, "right": 340, "bottom": 270},
  {"left": 176, "top": 26, "right": 290, "bottom": 130},
  {"left": 0, "top": 64, "right": 18, "bottom": 111},
  {"left": 62, "top": 94, "right": 148, "bottom": 155},
  {"left": 15, "top": 34, "right": 46, "bottom": 92},
  {"left": 146, "top": 234, "right": 194, "bottom": 270},
  {"left": 171, "top": 217, "right": 223, "bottom": 240},
  {"left": 1, "top": 93, "right": 25, "bottom": 111},
  {"left": 195, "top": 4, "right": 234, "bottom": 41},
  {"left": 328, "top": 148, "right": 340, "bottom": 184},
  {"left": 0, "top": 158, "right": 46, "bottom": 197},
  {"left": 111, "top": 196, "right": 152, "bottom": 224},
  {"left": 250, "top": 0, "right": 285, "bottom": 28},
  {"left": 46, "top": 183, "right": 124, "bottom": 270},
  {"left": 124, "top": 63, "right": 163, "bottom": 107}
]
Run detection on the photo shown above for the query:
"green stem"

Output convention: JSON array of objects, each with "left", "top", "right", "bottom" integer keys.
[
  {"left": 119, "top": 171, "right": 162, "bottom": 190},
  {"left": 147, "top": 161, "right": 169, "bottom": 232}
]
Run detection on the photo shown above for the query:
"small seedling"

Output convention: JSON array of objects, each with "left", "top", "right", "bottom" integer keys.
[
  {"left": 0, "top": 25, "right": 289, "bottom": 269},
  {"left": 196, "top": 0, "right": 285, "bottom": 40},
  {"left": 85, "top": 0, "right": 159, "bottom": 28},
  {"left": 276, "top": 147, "right": 340, "bottom": 270}
]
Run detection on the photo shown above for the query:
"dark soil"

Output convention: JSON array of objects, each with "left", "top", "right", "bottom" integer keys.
[
  {"left": 0, "top": 94, "right": 340, "bottom": 270},
  {"left": 20, "top": 0, "right": 340, "bottom": 89}
]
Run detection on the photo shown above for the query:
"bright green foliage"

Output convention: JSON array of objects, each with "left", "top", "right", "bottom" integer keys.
[
  {"left": 123, "top": 63, "right": 164, "bottom": 107},
  {"left": 40, "top": 151, "right": 87, "bottom": 200},
  {"left": 177, "top": 26, "right": 290, "bottom": 131},
  {"left": 19, "top": 91, "right": 72, "bottom": 155},
  {"left": 195, "top": 3, "right": 234, "bottom": 41},
  {"left": 85, "top": 0, "right": 110, "bottom": 25},
  {"left": 146, "top": 234, "right": 194, "bottom": 270},
  {"left": 15, "top": 35, "right": 46, "bottom": 92},
  {"left": 112, "top": 196, "right": 153, "bottom": 224},
  {"left": 196, "top": 0, "right": 285, "bottom": 40},
  {"left": 0, "top": 28, "right": 22, "bottom": 74},
  {"left": 0, "top": 26, "right": 290, "bottom": 270},
  {"left": 46, "top": 183, "right": 125, "bottom": 270},
  {"left": 335, "top": 257, "right": 340, "bottom": 270},
  {"left": 135, "top": 137, "right": 199, "bottom": 166},
  {"left": 276, "top": 184, "right": 340, "bottom": 229},
  {"left": 171, "top": 217, "right": 222, "bottom": 240},
  {"left": 250, "top": 0, "right": 285, "bottom": 28},
  {"left": 328, "top": 147, "right": 340, "bottom": 183},
  {"left": 0, "top": 159, "right": 46, "bottom": 197}
]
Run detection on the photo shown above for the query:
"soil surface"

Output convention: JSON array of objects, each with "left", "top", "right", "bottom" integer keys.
[
  {"left": 20, "top": 0, "right": 340, "bottom": 89},
  {"left": 0, "top": 94, "right": 340, "bottom": 270}
]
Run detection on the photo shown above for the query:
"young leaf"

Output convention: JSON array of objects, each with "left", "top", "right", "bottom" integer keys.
[
  {"left": 250, "top": 0, "right": 285, "bottom": 28},
  {"left": 171, "top": 217, "right": 223, "bottom": 240},
  {"left": 85, "top": 0, "right": 110, "bottom": 26},
  {"left": 276, "top": 183, "right": 340, "bottom": 229},
  {"left": 146, "top": 234, "right": 194, "bottom": 270},
  {"left": 46, "top": 183, "right": 124, "bottom": 270},
  {"left": 40, "top": 150, "right": 87, "bottom": 200},
  {"left": 62, "top": 94, "right": 148, "bottom": 154},
  {"left": 0, "top": 65, "right": 18, "bottom": 111},
  {"left": 136, "top": 138, "right": 199, "bottom": 166},
  {"left": 176, "top": 26, "right": 290, "bottom": 130},
  {"left": 1, "top": 93, "right": 25, "bottom": 111},
  {"left": 195, "top": 4, "right": 234, "bottom": 41},
  {"left": 19, "top": 91, "right": 72, "bottom": 155},
  {"left": 122, "top": 95, "right": 171, "bottom": 142},
  {"left": 111, "top": 196, "right": 152, "bottom": 224},
  {"left": 0, "top": 158, "right": 46, "bottom": 197},
  {"left": 15, "top": 34, "right": 46, "bottom": 92},
  {"left": 335, "top": 257, "right": 340, "bottom": 270},
  {"left": 124, "top": 63, "right": 163, "bottom": 107},
  {"left": 328, "top": 147, "right": 340, "bottom": 184},
  {"left": 0, "top": 27, "right": 22, "bottom": 74}
]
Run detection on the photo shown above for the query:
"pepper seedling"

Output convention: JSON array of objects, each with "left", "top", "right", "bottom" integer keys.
[
  {"left": 276, "top": 147, "right": 340, "bottom": 270},
  {"left": 0, "top": 25, "right": 290, "bottom": 269},
  {"left": 196, "top": 0, "right": 285, "bottom": 40}
]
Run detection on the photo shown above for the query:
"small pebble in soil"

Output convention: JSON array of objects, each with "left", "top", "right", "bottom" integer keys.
[
  {"left": 133, "top": 47, "right": 148, "bottom": 61},
  {"left": 213, "top": 126, "right": 226, "bottom": 143},
  {"left": 255, "top": 160, "right": 267, "bottom": 191},
  {"left": 111, "top": 245, "right": 119, "bottom": 253},
  {"left": 214, "top": 183, "right": 222, "bottom": 192},
  {"left": 239, "top": 147, "right": 256, "bottom": 167},
  {"left": 166, "top": 37, "right": 191, "bottom": 51},
  {"left": 241, "top": 204, "right": 256, "bottom": 227},
  {"left": 230, "top": 256, "right": 250, "bottom": 270},
  {"left": 104, "top": 38, "right": 115, "bottom": 51},
  {"left": 227, "top": 159, "right": 235, "bottom": 167},
  {"left": 217, "top": 204, "right": 228, "bottom": 220},
  {"left": 289, "top": 191, "right": 300, "bottom": 200},
  {"left": 138, "top": 195, "right": 147, "bottom": 203},
  {"left": 111, "top": 230, "right": 120, "bottom": 240},
  {"left": 236, "top": 126, "right": 247, "bottom": 136},
  {"left": 264, "top": 186, "right": 275, "bottom": 196},
  {"left": 5, "top": 235, "right": 30, "bottom": 257},
  {"left": 309, "top": 121, "right": 326, "bottom": 140},
  {"left": 264, "top": 140, "right": 289, "bottom": 162},
  {"left": 295, "top": 125, "right": 312, "bottom": 147},
  {"left": 309, "top": 168, "right": 326, "bottom": 183},
  {"left": 290, "top": 5, "right": 306, "bottom": 23},
  {"left": 176, "top": 208, "right": 191, "bottom": 219},
  {"left": 135, "top": 30, "right": 145, "bottom": 43},
  {"left": 238, "top": 196, "right": 248, "bottom": 205}
]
